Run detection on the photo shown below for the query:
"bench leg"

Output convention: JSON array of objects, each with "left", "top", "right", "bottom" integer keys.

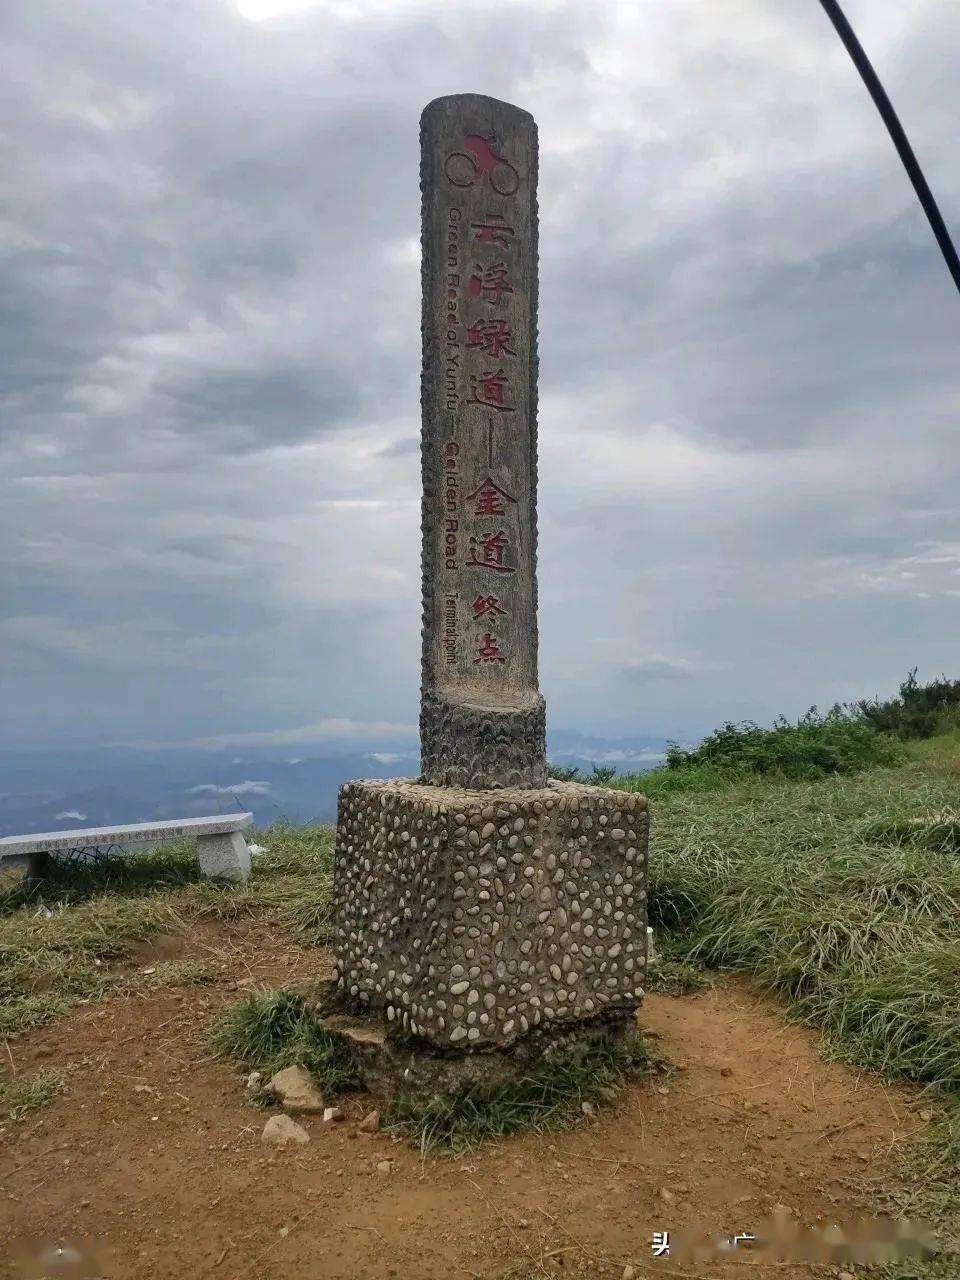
[
  {"left": 31, "top": 850, "right": 51, "bottom": 878},
  {"left": 196, "top": 831, "right": 251, "bottom": 883},
  {"left": 0, "top": 851, "right": 50, "bottom": 881}
]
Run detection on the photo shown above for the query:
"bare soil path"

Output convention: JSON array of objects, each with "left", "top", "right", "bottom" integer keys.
[{"left": 1, "top": 922, "right": 922, "bottom": 1279}]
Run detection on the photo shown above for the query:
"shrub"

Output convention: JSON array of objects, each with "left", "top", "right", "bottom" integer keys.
[
  {"left": 547, "top": 764, "right": 618, "bottom": 784},
  {"left": 547, "top": 764, "right": 582, "bottom": 782},
  {"left": 664, "top": 707, "right": 904, "bottom": 780},
  {"left": 855, "top": 669, "right": 960, "bottom": 740}
]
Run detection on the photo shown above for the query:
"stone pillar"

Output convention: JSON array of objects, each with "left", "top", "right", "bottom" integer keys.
[
  {"left": 419, "top": 94, "right": 546, "bottom": 790},
  {"left": 329, "top": 95, "right": 649, "bottom": 1088}
]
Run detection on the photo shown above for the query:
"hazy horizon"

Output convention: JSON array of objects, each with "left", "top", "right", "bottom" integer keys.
[{"left": 2, "top": 1, "right": 957, "bottom": 769}]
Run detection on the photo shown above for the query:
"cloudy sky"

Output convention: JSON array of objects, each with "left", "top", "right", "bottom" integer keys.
[{"left": 2, "top": 0, "right": 957, "bottom": 758}]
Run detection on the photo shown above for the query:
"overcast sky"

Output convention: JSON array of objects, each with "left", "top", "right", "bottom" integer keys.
[{"left": 2, "top": 0, "right": 957, "bottom": 756}]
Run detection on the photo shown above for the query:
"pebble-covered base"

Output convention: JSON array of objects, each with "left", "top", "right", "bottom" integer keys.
[{"left": 332, "top": 779, "right": 649, "bottom": 1050}]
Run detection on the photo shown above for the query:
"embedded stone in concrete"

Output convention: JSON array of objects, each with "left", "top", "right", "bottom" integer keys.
[
  {"left": 332, "top": 778, "right": 649, "bottom": 1050},
  {"left": 196, "top": 830, "right": 251, "bottom": 882}
]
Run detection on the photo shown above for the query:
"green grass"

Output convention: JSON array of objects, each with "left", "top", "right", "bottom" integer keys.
[
  {"left": 211, "top": 988, "right": 665, "bottom": 1153},
  {"left": 389, "top": 1033, "right": 663, "bottom": 1155},
  {"left": 644, "top": 938, "right": 712, "bottom": 996},
  {"left": 633, "top": 766, "right": 960, "bottom": 1088},
  {"left": 0, "top": 1069, "right": 62, "bottom": 1122},
  {"left": 607, "top": 749, "right": 960, "bottom": 1271},
  {"left": 5, "top": 707, "right": 960, "bottom": 1263},
  {"left": 0, "top": 823, "right": 335, "bottom": 1037},
  {"left": 211, "top": 987, "right": 360, "bottom": 1094}
]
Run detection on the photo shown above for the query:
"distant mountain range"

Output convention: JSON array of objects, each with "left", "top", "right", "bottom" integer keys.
[{"left": 0, "top": 731, "right": 669, "bottom": 837}]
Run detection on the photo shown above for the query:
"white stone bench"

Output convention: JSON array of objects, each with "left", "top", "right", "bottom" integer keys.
[{"left": 0, "top": 813, "right": 254, "bottom": 883}]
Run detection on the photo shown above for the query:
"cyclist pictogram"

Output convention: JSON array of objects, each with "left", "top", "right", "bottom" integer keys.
[{"left": 444, "top": 134, "right": 520, "bottom": 196}]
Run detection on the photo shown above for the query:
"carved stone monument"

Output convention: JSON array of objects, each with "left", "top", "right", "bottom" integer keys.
[
  {"left": 330, "top": 94, "right": 648, "bottom": 1083},
  {"left": 418, "top": 95, "right": 545, "bottom": 791}
]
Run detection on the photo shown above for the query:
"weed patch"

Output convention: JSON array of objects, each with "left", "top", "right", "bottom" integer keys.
[
  {"left": 0, "top": 1069, "right": 62, "bottom": 1122},
  {"left": 0, "top": 824, "right": 335, "bottom": 1041},
  {"left": 645, "top": 944, "right": 711, "bottom": 997},
  {"left": 211, "top": 987, "right": 359, "bottom": 1094},
  {"left": 389, "top": 1034, "right": 663, "bottom": 1155}
]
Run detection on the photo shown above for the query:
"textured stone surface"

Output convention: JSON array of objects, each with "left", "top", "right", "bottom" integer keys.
[
  {"left": 419, "top": 94, "right": 546, "bottom": 790},
  {"left": 261, "top": 1114, "right": 310, "bottom": 1146},
  {"left": 316, "top": 997, "right": 639, "bottom": 1100},
  {"left": 196, "top": 830, "right": 251, "bottom": 882},
  {"left": 332, "top": 779, "right": 648, "bottom": 1050},
  {"left": 0, "top": 813, "right": 253, "bottom": 858},
  {"left": 419, "top": 688, "right": 546, "bottom": 790},
  {"left": 266, "top": 1066, "right": 325, "bottom": 1115}
]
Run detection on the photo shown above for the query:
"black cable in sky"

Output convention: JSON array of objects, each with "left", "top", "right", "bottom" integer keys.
[{"left": 818, "top": 0, "right": 960, "bottom": 299}]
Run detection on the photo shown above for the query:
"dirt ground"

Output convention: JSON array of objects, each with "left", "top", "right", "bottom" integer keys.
[{"left": 1, "top": 921, "right": 925, "bottom": 1280}]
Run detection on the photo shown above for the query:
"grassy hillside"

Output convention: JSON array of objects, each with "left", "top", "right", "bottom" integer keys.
[
  {"left": 613, "top": 729, "right": 960, "bottom": 1275},
  {"left": 2, "top": 717, "right": 959, "bottom": 1271}
]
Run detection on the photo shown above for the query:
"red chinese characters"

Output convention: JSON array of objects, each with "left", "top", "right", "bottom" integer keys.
[
  {"left": 445, "top": 131, "right": 527, "bottom": 673},
  {"left": 468, "top": 262, "right": 513, "bottom": 307},
  {"left": 471, "top": 213, "right": 515, "bottom": 248},
  {"left": 466, "top": 477, "right": 517, "bottom": 517},
  {"left": 472, "top": 594, "right": 507, "bottom": 620},
  {"left": 468, "top": 369, "right": 514, "bottom": 412},
  {"left": 466, "top": 318, "right": 515, "bottom": 358},
  {"left": 474, "top": 632, "right": 506, "bottom": 664},
  {"left": 466, "top": 529, "right": 514, "bottom": 573}
]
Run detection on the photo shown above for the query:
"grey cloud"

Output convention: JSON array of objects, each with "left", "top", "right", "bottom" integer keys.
[
  {"left": 377, "top": 437, "right": 419, "bottom": 458},
  {"left": 1, "top": 0, "right": 957, "bottom": 756},
  {"left": 187, "top": 781, "right": 273, "bottom": 796},
  {"left": 622, "top": 656, "right": 701, "bottom": 683}
]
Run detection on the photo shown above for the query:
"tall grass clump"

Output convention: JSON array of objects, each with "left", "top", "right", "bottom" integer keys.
[
  {"left": 856, "top": 668, "right": 960, "bottom": 741},
  {"left": 646, "top": 764, "right": 960, "bottom": 1091},
  {"left": 211, "top": 987, "right": 359, "bottom": 1093},
  {"left": 664, "top": 707, "right": 904, "bottom": 781}
]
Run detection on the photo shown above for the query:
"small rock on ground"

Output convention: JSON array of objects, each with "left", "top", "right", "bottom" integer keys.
[
  {"left": 358, "top": 1109, "right": 381, "bottom": 1133},
  {"left": 267, "top": 1065, "right": 325, "bottom": 1114},
  {"left": 323, "top": 1106, "right": 345, "bottom": 1123},
  {"left": 261, "top": 1114, "right": 310, "bottom": 1147}
]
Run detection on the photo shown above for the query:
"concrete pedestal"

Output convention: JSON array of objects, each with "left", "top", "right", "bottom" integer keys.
[
  {"left": 332, "top": 779, "right": 648, "bottom": 1051},
  {"left": 197, "top": 830, "right": 251, "bottom": 882}
]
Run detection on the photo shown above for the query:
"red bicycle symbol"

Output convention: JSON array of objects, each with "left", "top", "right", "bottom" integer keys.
[{"left": 444, "top": 134, "right": 520, "bottom": 196}]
